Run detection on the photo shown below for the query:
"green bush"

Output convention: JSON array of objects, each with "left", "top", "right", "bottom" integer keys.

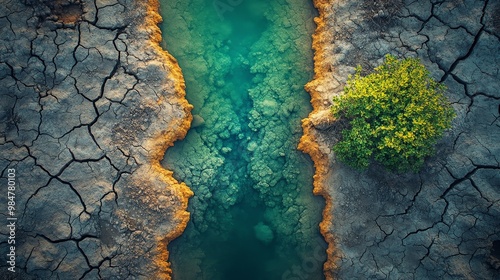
[{"left": 331, "top": 55, "right": 455, "bottom": 171}]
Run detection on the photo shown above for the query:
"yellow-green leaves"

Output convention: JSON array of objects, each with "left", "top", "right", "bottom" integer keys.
[{"left": 332, "top": 55, "right": 455, "bottom": 172}]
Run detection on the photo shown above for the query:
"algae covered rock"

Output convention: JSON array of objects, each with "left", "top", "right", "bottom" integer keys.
[
  {"left": 191, "top": 114, "right": 205, "bottom": 128},
  {"left": 254, "top": 222, "right": 274, "bottom": 244}
]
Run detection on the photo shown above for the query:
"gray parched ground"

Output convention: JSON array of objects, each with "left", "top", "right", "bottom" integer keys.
[
  {"left": 310, "top": 0, "right": 500, "bottom": 279},
  {"left": 0, "top": 0, "right": 191, "bottom": 279}
]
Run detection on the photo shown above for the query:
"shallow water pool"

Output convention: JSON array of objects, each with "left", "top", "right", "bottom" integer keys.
[{"left": 160, "top": 1, "right": 326, "bottom": 279}]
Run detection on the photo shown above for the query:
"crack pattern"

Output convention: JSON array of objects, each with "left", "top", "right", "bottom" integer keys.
[
  {"left": 307, "top": 0, "right": 500, "bottom": 278},
  {"left": 0, "top": 0, "right": 192, "bottom": 279}
]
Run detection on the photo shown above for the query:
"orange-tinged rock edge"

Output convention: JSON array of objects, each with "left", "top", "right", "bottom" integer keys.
[
  {"left": 144, "top": 0, "right": 193, "bottom": 279},
  {"left": 298, "top": 0, "right": 339, "bottom": 279}
]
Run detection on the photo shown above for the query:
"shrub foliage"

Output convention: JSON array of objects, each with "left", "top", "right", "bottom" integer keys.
[{"left": 332, "top": 55, "right": 455, "bottom": 171}]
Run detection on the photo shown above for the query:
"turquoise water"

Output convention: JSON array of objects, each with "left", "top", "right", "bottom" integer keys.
[{"left": 159, "top": 1, "right": 325, "bottom": 279}]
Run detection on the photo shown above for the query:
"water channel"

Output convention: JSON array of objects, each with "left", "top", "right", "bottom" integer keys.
[{"left": 160, "top": 1, "right": 325, "bottom": 279}]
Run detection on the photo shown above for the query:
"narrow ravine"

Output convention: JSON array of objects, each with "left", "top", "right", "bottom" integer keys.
[{"left": 159, "top": 1, "right": 326, "bottom": 279}]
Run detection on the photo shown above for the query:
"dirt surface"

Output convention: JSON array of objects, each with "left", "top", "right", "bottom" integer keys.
[
  {"left": 0, "top": 0, "right": 192, "bottom": 278},
  {"left": 306, "top": 0, "right": 500, "bottom": 278}
]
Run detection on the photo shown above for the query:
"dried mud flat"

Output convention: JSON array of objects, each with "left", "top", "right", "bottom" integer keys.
[
  {"left": 0, "top": 0, "right": 192, "bottom": 278},
  {"left": 0, "top": 0, "right": 499, "bottom": 279},
  {"left": 307, "top": 0, "right": 500, "bottom": 278}
]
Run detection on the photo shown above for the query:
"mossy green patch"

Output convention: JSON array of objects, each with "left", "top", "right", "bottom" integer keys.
[{"left": 332, "top": 55, "right": 455, "bottom": 171}]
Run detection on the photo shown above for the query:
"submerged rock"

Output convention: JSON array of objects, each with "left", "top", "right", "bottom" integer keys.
[
  {"left": 254, "top": 222, "right": 274, "bottom": 244},
  {"left": 191, "top": 114, "right": 205, "bottom": 128}
]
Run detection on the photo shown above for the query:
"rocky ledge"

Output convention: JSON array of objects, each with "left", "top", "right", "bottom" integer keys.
[
  {"left": 0, "top": 0, "right": 192, "bottom": 278},
  {"left": 301, "top": 0, "right": 500, "bottom": 278}
]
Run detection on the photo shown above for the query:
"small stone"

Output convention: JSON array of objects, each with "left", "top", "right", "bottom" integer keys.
[{"left": 191, "top": 114, "right": 205, "bottom": 128}]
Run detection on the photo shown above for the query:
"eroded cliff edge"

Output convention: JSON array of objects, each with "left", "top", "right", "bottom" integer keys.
[
  {"left": 302, "top": 0, "right": 500, "bottom": 278},
  {"left": 0, "top": 0, "right": 192, "bottom": 278}
]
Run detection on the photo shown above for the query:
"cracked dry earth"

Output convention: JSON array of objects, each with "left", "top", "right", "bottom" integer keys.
[
  {"left": 1, "top": 0, "right": 499, "bottom": 279},
  {"left": 309, "top": 0, "right": 500, "bottom": 279},
  {"left": 0, "top": 0, "right": 192, "bottom": 279}
]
